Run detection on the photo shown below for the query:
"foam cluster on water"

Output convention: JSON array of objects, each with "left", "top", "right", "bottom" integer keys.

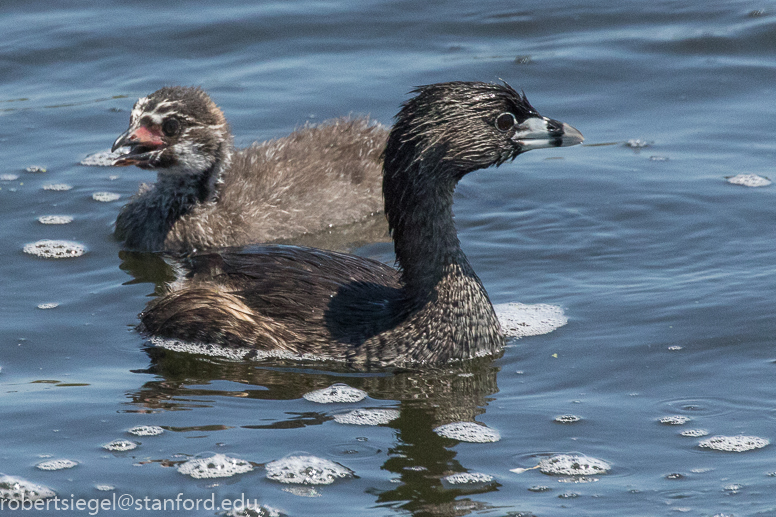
[
  {"left": 36, "top": 459, "right": 78, "bottom": 471},
  {"left": 333, "top": 408, "right": 399, "bottom": 425},
  {"left": 493, "top": 303, "right": 567, "bottom": 338},
  {"left": 724, "top": 483, "right": 743, "bottom": 494},
  {"left": 80, "top": 149, "right": 127, "bottom": 167},
  {"left": 264, "top": 455, "right": 353, "bottom": 485},
  {"left": 127, "top": 425, "right": 164, "bottom": 436},
  {"left": 102, "top": 439, "right": 137, "bottom": 452},
  {"left": 727, "top": 174, "right": 771, "bottom": 187},
  {"left": 148, "top": 336, "right": 342, "bottom": 363},
  {"left": 625, "top": 139, "right": 650, "bottom": 149},
  {"left": 1, "top": 174, "right": 20, "bottom": 181},
  {"left": 92, "top": 192, "right": 121, "bottom": 202},
  {"left": 433, "top": 422, "right": 500, "bottom": 443},
  {"left": 441, "top": 472, "right": 494, "bottom": 486},
  {"left": 558, "top": 476, "right": 599, "bottom": 484},
  {"left": 554, "top": 415, "right": 582, "bottom": 424},
  {"left": 23, "top": 240, "right": 86, "bottom": 259},
  {"left": 660, "top": 415, "right": 690, "bottom": 425},
  {"left": 303, "top": 384, "right": 366, "bottom": 404},
  {"left": 681, "top": 429, "right": 709, "bottom": 438},
  {"left": 38, "top": 215, "right": 73, "bottom": 225},
  {"left": 0, "top": 475, "right": 55, "bottom": 501},
  {"left": 538, "top": 454, "right": 611, "bottom": 476},
  {"left": 42, "top": 183, "right": 72, "bottom": 191},
  {"left": 149, "top": 336, "right": 253, "bottom": 360},
  {"left": 26, "top": 166, "right": 47, "bottom": 173},
  {"left": 698, "top": 435, "right": 769, "bottom": 452},
  {"left": 177, "top": 454, "right": 253, "bottom": 479},
  {"left": 37, "top": 303, "right": 59, "bottom": 309},
  {"left": 225, "top": 504, "right": 285, "bottom": 517}
]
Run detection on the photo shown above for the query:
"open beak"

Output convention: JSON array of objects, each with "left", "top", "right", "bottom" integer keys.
[
  {"left": 111, "top": 125, "right": 166, "bottom": 167},
  {"left": 512, "top": 116, "right": 584, "bottom": 152}
]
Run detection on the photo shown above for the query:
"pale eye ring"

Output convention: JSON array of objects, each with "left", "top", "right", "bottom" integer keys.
[
  {"left": 162, "top": 117, "right": 181, "bottom": 137},
  {"left": 495, "top": 112, "right": 516, "bottom": 132}
]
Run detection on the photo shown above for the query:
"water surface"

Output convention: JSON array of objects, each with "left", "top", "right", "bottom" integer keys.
[{"left": 1, "top": 1, "right": 775, "bottom": 515}]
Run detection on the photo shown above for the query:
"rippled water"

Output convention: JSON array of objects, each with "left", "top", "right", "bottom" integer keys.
[{"left": 2, "top": 1, "right": 775, "bottom": 515}]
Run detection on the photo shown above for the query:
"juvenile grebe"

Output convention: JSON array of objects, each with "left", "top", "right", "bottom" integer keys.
[{"left": 112, "top": 87, "right": 386, "bottom": 252}]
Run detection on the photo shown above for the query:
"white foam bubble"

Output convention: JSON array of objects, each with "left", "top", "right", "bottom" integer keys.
[
  {"left": 23, "top": 240, "right": 86, "bottom": 259},
  {"left": 36, "top": 459, "right": 78, "bottom": 471},
  {"left": 127, "top": 425, "right": 164, "bottom": 437},
  {"left": 38, "top": 215, "right": 73, "bottom": 225},
  {"left": 333, "top": 409, "right": 399, "bottom": 425},
  {"left": 80, "top": 149, "right": 128, "bottom": 167},
  {"left": 493, "top": 303, "right": 567, "bottom": 338},
  {"left": 724, "top": 483, "right": 743, "bottom": 493},
  {"left": 0, "top": 174, "right": 19, "bottom": 181},
  {"left": 660, "top": 415, "right": 690, "bottom": 425},
  {"left": 557, "top": 476, "right": 600, "bottom": 484},
  {"left": 626, "top": 139, "right": 650, "bottom": 148},
  {"left": 37, "top": 303, "right": 59, "bottom": 310},
  {"left": 441, "top": 472, "right": 494, "bottom": 486},
  {"left": 148, "top": 336, "right": 343, "bottom": 363},
  {"left": 0, "top": 474, "right": 55, "bottom": 501},
  {"left": 177, "top": 454, "right": 253, "bottom": 479},
  {"left": 265, "top": 455, "right": 353, "bottom": 485},
  {"left": 95, "top": 485, "right": 115, "bottom": 491},
  {"left": 538, "top": 454, "right": 611, "bottom": 476},
  {"left": 92, "top": 192, "right": 121, "bottom": 202},
  {"left": 102, "top": 439, "right": 137, "bottom": 452},
  {"left": 149, "top": 337, "right": 253, "bottom": 360},
  {"left": 698, "top": 435, "right": 769, "bottom": 452},
  {"left": 554, "top": 415, "right": 582, "bottom": 424},
  {"left": 727, "top": 174, "right": 771, "bottom": 187},
  {"left": 25, "top": 166, "right": 47, "bottom": 173},
  {"left": 303, "top": 384, "right": 367, "bottom": 404},
  {"left": 681, "top": 429, "right": 709, "bottom": 438},
  {"left": 42, "top": 184, "right": 72, "bottom": 191},
  {"left": 433, "top": 422, "right": 500, "bottom": 443}
]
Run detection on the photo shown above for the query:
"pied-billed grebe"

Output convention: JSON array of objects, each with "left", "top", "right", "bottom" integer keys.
[
  {"left": 140, "top": 81, "right": 583, "bottom": 367},
  {"left": 111, "top": 87, "right": 386, "bottom": 252}
]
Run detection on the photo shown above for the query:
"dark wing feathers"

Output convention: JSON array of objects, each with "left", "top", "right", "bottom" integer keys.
[{"left": 140, "top": 245, "right": 403, "bottom": 355}]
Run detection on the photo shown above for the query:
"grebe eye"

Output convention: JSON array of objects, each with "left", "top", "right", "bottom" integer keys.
[
  {"left": 495, "top": 112, "right": 516, "bottom": 132},
  {"left": 162, "top": 118, "right": 181, "bottom": 137}
]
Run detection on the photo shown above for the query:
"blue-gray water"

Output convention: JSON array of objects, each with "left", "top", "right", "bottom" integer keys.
[{"left": 2, "top": 1, "right": 776, "bottom": 515}]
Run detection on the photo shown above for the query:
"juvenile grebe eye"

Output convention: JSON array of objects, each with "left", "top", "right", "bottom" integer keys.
[
  {"left": 162, "top": 118, "right": 181, "bottom": 137},
  {"left": 495, "top": 112, "right": 516, "bottom": 132}
]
